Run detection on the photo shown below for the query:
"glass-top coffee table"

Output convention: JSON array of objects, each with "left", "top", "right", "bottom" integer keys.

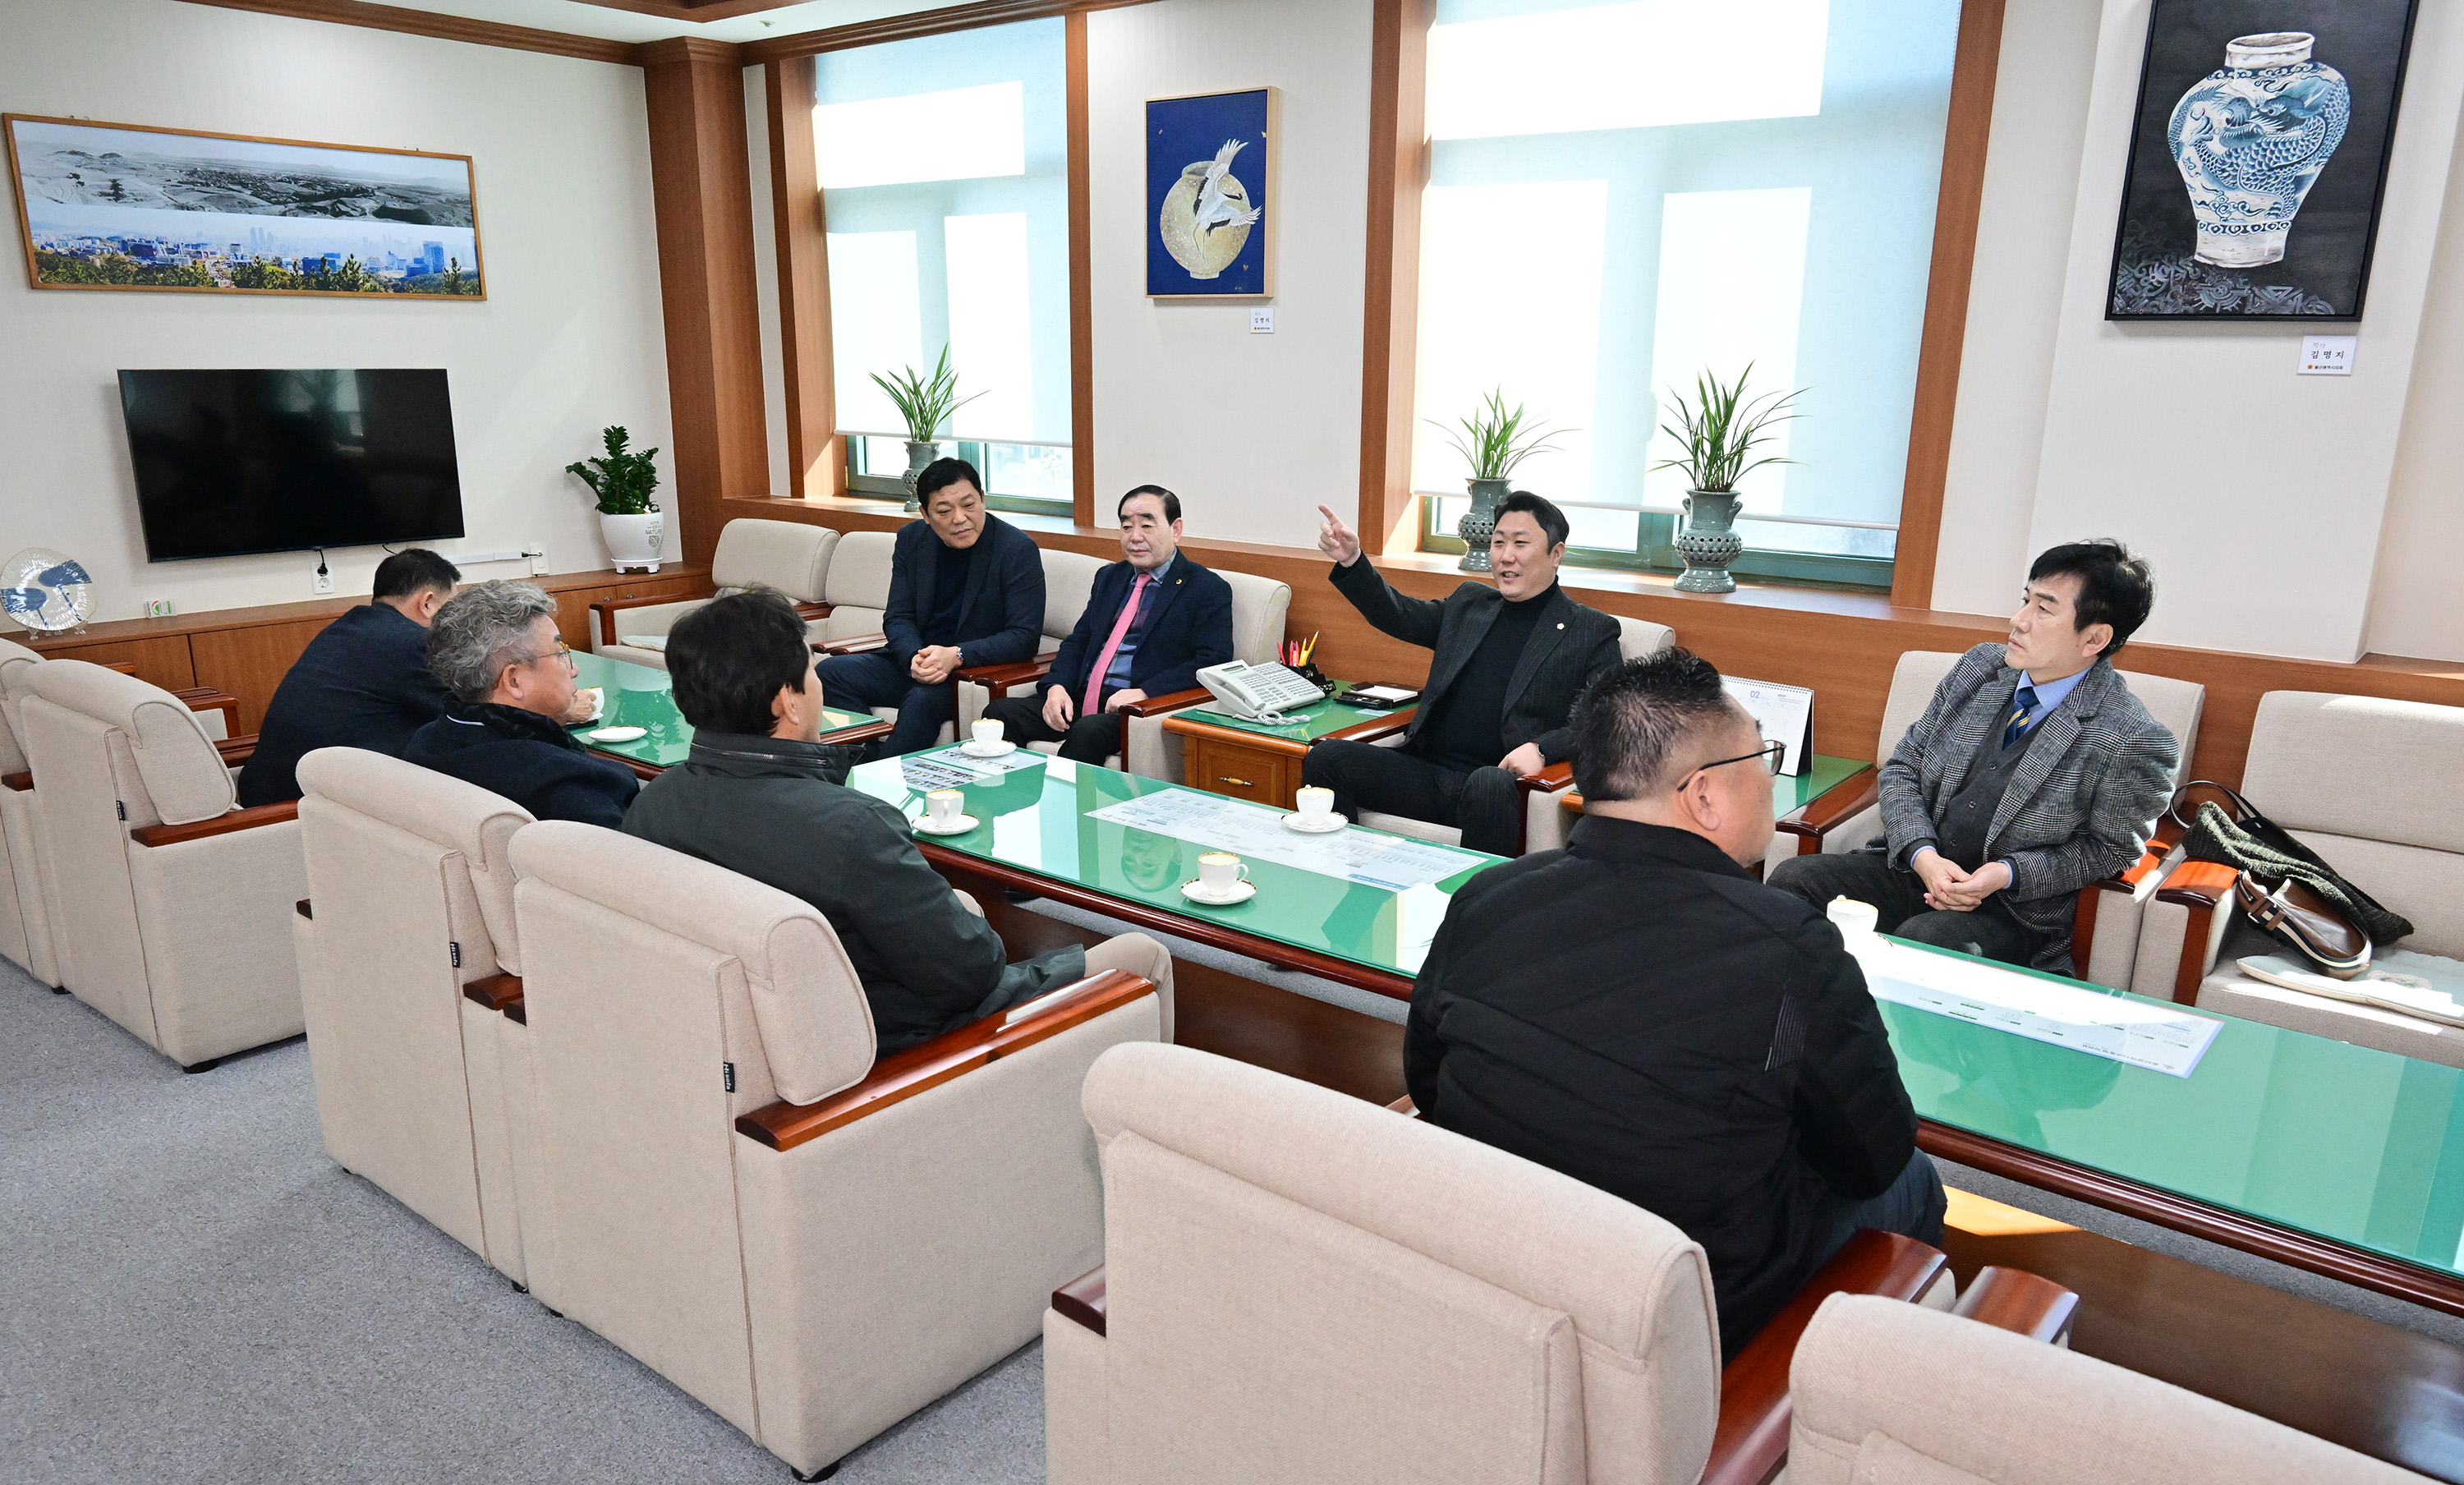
[{"left": 568, "top": 650, "right": 890, "bottom": 775}]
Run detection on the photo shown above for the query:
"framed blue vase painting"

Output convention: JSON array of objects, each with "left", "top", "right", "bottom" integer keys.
[
  {"left": 1146, "top": 87, "right": 1275, "bottom": 298},
  {"left": 2106, "top": 0, "right": 2420, "bottom": 320}
]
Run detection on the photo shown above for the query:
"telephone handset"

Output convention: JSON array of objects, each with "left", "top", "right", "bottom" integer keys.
[{"left": 1197, "top": 660, "right": 1326, "bottom": 723}]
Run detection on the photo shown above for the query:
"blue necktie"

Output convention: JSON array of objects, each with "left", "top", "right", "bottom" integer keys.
[{"left": 2002, "top": 684, "right": 2039, "bottom": 749}]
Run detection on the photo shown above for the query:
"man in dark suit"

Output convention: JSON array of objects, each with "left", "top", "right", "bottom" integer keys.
[
  {"left": 1407, "top": 648, "right": 1938, "bottom": 1361},
  {"left": 980, "top": 484, "right": 1233, "bottom": 764},
  {"left": 1303, "top": 492, "right": 1621, "bottom": 856},
  {"left": 816, "top": 457, "right": 1047, "bottom": 756},
  {"left": 1768, "top": 540, "right": 2177, "bottom": 973},
  {"left": 238, "top": 548, "right": 460, "bottom": 807}
]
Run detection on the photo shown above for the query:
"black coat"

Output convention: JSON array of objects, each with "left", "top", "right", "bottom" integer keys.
[
  {"left": 621, "top": 732, "right": 1087, "bottom": 1052},
  {"left": 402, "top": 701, "right": 639, "bottom": 829},
  {"left": 1329, "top": 557, "right": 1621, "bottom": 764},
  {"left": 1044, "top": 555, "right": 1234, "bottom": 706},
  {"left": 882, "top": 513, "right": 1046, "bottom": 672},
  {"left": 1405, "top": 815, "right": 1917, "bottom": 1358},
  {"left": 238, "top": 603, "right": 451, "bottom": 807}
]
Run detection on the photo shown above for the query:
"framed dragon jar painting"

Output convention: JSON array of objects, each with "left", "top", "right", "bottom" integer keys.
[
  {"left": 2106, "top": 0, "right": 2420, "bottom": 320},
  {"left": 1147, "top": 87, "right": 1275, "bottom": 298}
]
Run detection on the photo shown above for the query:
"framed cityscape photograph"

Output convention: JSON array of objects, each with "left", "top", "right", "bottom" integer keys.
[
  {"left": 5, "top": 113, "right": 485, "bottom": 301},
  {"left": 1146, "top": 86, "right": 1275, "bottom": 298},
  {"left": 2105, "top": 0, "right": 2420, "bottom": 320}
]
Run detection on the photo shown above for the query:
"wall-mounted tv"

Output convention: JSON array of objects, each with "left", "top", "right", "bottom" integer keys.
[{"left": 118, "top": 368, "right": 465, "bottom": 561}]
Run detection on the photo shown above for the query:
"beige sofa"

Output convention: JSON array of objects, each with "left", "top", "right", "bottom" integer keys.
[
  {"left": 2135, "top": 692, "right": 2464, "bottom": 1067},
  {"left": 591, "top": 517, "right": 839, "bottom": 670},
  {"left": 0, "top": 638, "right": 61, "bottom": 983},
  {"left": 19, "top": 660, "right": 305, "bottom": 1069},
  {"left": 293, "top": 747, "right": 532, "bottom": 1281},
  {"left": 507, "top": 819, "right": 1164, "bottom": 1478}
]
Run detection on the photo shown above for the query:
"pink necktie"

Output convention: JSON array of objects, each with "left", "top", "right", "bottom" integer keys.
[{"left": 1084, "top": 572, "right": 1153, "bottom": 718}]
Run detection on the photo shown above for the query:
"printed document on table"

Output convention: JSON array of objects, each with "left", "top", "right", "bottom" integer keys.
[
  {"left": 1085, "top": 790, "right": 1484, "bottom": 891},
  {"left": 1860, "top": 938, "right": 2223, "bottom": 1078}
]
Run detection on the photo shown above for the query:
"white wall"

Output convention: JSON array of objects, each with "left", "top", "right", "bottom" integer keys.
[
  {"left": 2365, "top": 122, "right": 2464, "bottom": 660},
  {"left": 0, "top": 0, "right": 671, "bottom": 623},
  {"left": 1084, "top": 0, "right": 1373, "bottom": 545}
]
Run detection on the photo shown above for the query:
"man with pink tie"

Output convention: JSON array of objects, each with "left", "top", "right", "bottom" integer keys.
[{"left": 980, "top": 485, "right": 1234, "bottom": 764}]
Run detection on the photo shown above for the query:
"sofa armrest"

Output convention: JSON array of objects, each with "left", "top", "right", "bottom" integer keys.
[
  {"left": 792, "top": 600, "right": 832, "bottom": 624},
  {"left": 2154, "top": 859, "right": 2238, "bottom": 1005},
  {"left": 461, "top": 972, "right": 525, "bottom": 1015},
  {"left": 1700, "top": 1230, "right": 1950, "bottom": 1485},
  {"left": 591, "top": 589, "right": 716, "bottom": 647},
  {"left": 1773, "top": 767, "right": 1878, "bottom": 857},
  {"left": 1052, "top": 1266, "right": 1109, "bottom": 1337},
  {"left": 956, "top": 657, "right": 1055, "bottom": 701},
  {"left": 2, "top": 771, "right": 29, "bottom": 793},
  {"left": 1317, "top": 708, "right": 1418, "bottom": 747},
  {"left": 1950, "top": 1267, "right": 2078, "bottom": 1345},
  {"left": 812, "top": 631, "right": 889, "bottom": 656},
  {"left": 215, "top": 734, "right": 260, "bottom": 769},
  {"left": 1120, "top": 686, "right": 1211, "bottom": 718},
  {"left": 173, "top": 686, "right": 241, "bottom": 738},
  {"left": 129, "top": 799, "right": 300, "bottom": 847},
  {"left": 734, "top": 969, "right": 1155, "bottom": 1152}
]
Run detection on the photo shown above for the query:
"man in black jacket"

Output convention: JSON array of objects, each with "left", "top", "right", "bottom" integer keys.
[
  {"left": 627, "top": 588, "right": 1174, "bottom": 1052},
  {"left": 816, "top": 458, "right": 1047, "bottom": 756},
  {"left": 1406, "top": 648, "right": 1940, "bottom": 1359},
  {"left": 402, "top": 580, "right": 639, "bottom": 828},
  {"left": 1304, "top": 494, "right": 1621, "bottom": 855},
  {"left": 980, "top": 484, "right": 1233, "bottom": 763},
  {"left": 238, "top": 548, "right": 460, "bottom": 807}
]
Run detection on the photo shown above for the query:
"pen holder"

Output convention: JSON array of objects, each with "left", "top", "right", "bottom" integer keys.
[{"left": 1296, "top": 663, "right": 1335, "bottom": 698}]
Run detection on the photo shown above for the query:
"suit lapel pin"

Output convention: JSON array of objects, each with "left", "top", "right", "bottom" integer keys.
[{"left": 1556, "top": 622, "right": 1565, "bottom": 629}]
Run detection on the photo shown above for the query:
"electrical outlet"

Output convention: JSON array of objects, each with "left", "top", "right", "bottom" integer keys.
[
  {"left": 312, "top": 567, "right": 333, "bottom": 595},
  {"left": 526, "top": 548, "right": 547, "bottom": 577},
  {"left": 144, "top": 598, "right": 174, "bottom": 618}
]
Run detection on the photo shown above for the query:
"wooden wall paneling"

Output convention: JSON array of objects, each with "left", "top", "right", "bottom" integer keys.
[
  {"left": 641, "top": 38, "right": 774, "bottom": 567},
  {"left": 172, "top": 0, "right": 640, "bottom": 64},
  {"left": 17, "top": 636, "right": 199, "bottom": 693},
  {"left": 1890, "top": 0, "right": 2008, "bottom": 609},
  {"left": 191, "top": 618, "right": 342, "bottom": 734},
  {"left": 552, "top": 574, "right": 709, "bottom": 650},
  {"left": 742, "top": 0, "right": 1157, "bottom": 67},
  {"left": 766, "top": 56, "right": 844, "bottom": 503},
  {"left": 1357, "top": 0, "right": 1432, "bottom": 558},
  {"left": 1066, "top": 11, "right": 1096, "bottom": 526}
]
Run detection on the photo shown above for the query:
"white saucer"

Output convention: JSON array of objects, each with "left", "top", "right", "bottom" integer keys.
[
  {"left": 960, "top": 739, "right": 1018, "bottom": 758},
  {"left": 1282, "top": 811, "right": 1345, "bottom": 834},
  {"left": 586, "top": 725, "right": 647, "bottom": 742},
  {"left": 913, "top": 814, "right": 980, "bottom": 835},
  {"left": 1179, "top": 879, "right": 1257, "bottom": 906}
]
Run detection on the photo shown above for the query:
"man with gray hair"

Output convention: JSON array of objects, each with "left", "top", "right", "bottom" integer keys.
[
  {"left": 1404, "top": 647, "right": 1938, "bottom": 1362},
  {"left": 402, "top": 579, "right": 638, "bottom": 827}
]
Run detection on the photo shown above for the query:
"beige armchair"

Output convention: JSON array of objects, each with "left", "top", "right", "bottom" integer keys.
[
  {"left": 1346, "top": 614, "right": 1672, "bottom": 857},
  {"left": 1775, "top": 650, "right": 2204, "bottom": 988},
  {"left": 507, "top": 819, "right": 1163, "bottom": 1479},
  {"left": 1047, "top": 1041, "right": 1954, "bottom": 1485},
  {"left": 807, "top": 529, "right": 895, "bottom": 645},
  {"left": 958, "top": 567, "right": 1294, "bottom": 781},
  {"left": 19, "top": 660, "right": 305, "bottom": 1069},
  {"left": 1790, "top": 1289, "right": 2422, "bottom": 1483},
  {"left": 293, "top": 747, "right": 533, "bottom": 1281},
  {"left": 591, "top": 517, "right": 841, "bottom": 669},
  {"left": 2135, "top": 692, "right": 2464, "bottom": 1067}
]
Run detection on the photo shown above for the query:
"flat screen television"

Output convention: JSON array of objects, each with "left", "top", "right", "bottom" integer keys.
[{"left": 118, "top": 368, "right": 466, "bottom": 562}]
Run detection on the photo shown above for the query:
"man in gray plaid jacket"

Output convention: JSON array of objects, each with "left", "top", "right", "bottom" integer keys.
[{"left": 1769, "top": 540, "right": 2178, "bottom": 973}]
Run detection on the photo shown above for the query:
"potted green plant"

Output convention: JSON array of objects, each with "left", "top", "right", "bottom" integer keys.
[
  {"left": 871, "top": 345, "right": 985, "bottom": 513},
  {"left": 1652, "top": 366, "right": 1803, "bottom": 593},
  {"left": 567, "top": 425, "right": 665, "bottom": 573},
  {"left": 1429, "top": 388, "right": 1565, "bottom": 572}
]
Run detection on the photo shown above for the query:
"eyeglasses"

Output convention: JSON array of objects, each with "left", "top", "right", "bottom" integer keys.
[
  {"left": 512, "top": 641, "right": 573, "bottom": 669},
  {"left": 1677, "top": 740, "right": 1785, "bottom": 789}
]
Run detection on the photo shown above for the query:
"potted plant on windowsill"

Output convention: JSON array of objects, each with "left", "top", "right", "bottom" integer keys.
[
  {"left": 1429, "top": 388, "right": 1566, "bottom": 573},
  {"left": 567, "top": 425, "right": 664, "bottom": 573},
  {"left": 1653, "top": 366, "right": 1803, "bottom": 594},
  {"left": 872, "top": 345, "right": 985, "bottom": 513}
]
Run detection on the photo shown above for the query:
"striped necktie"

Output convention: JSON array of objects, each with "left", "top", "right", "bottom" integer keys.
[{"left": 2002, "top": 684, "right": 2040, "bottom": 749}]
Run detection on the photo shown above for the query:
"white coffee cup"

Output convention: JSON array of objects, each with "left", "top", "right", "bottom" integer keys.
[
  {"left": 1198, "top": 852, "right": 1249, "bottom": 892},
  {"left": 926, "top": 788, "right": 965, "bottom": 826},
  {"left": 1827, "top": 896, "right": 1879, "bottom": 941},
  {"left": 972, "top": 719, "right": 1004, "bottom": 747},
  {"left": 1294, "top": 786, "right": 1334, "bottom": 819}
]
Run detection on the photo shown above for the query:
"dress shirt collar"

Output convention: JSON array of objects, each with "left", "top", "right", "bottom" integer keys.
[
  {"left": 1565, "top": 812, "right": 1754, "bottom": 880},
  {"left": 2016, "top": 664, "right": 2089, "bottom": 712},
  {"left": 1128, "top": 553, "right": 1175, "bottom": 587}
]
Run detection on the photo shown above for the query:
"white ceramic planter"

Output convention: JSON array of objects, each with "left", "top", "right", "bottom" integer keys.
[{"left": 600, "top": 509, "right": 664, "bottom": 573}]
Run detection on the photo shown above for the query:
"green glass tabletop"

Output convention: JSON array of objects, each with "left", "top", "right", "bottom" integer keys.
[
  {"left": 1877, "top": 936, "right": 2464, "bottom": 1283},
  {"left": 1172, "top": 682, "right": 1413, "bottom": 743},
  {"left": 844, "top": 747, "right": 1501, "bottom": 977},
  {"left": 1781, "top": 754, "right": 1869, "bottom": 814},
  {"left": 566, "top": 650, "right": 879, "bottom": 770}
]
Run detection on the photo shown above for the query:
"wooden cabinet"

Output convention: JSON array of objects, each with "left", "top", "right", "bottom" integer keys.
[
  {"left": 1177, "top": 728, "right": 1306, "bottom": 810},
  {"left": 552, "top": 572, "right": 706, "bottom": 651}
]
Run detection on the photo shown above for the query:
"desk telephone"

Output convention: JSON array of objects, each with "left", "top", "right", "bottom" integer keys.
[{"left": 1196, "top": 660, "right": 1326, "bottom": 723}]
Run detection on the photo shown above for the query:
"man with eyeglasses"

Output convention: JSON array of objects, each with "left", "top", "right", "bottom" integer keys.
[
  {"left": 1404, "top": 648, "right": 1938, "bottom": 1363},
  {"left": 403, "top": 578, "right": 640, "bottom": 827}
]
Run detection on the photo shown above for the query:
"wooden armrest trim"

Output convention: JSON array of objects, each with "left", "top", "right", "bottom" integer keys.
[
  {"left": 1701, "top": 1230, "right": 1949, "bottom": 1485},
  {"left": 1120, "top": 686, "right": 1211, "bottom": 718},
  {"left": 1775, "top": 769, "right": 1879, "bottom": 845},
  {"left": 590, "top": 589, "right": 716, "bottom": 647},
  {"left": 2156, "top": 859, "right": 2237, "bottom": 1005},
  {"left": 296, "top": 899, "right": 311, "bottom": 920},
  {"left": 1515, "top": 761, "right": 1575, "bottom": 794},
  {"left": 954, "top": 658, "right": 1055, "bottom": 697},
  {"left": 792, "top": 600, "right": 833, "bottom": 623},
  {"left": 2, "top": 770, "right": 29, "bottom": 792},
  {"left": 735, "top": 971, "right": 1155, "bottom": 1152},
  {"left": 815, "top": 632, "right": 889, "bottom": 655},
  {"left": 103, "top": 660, "right": 139, "bottom": 674},
  {"left": 172, "top": 686, "right": 241, "bottom": 730},
  {"left": 130, "top": 799, "right": 299, "bottom": 847},
  {"left": 1053, "top": 1267, "right": 1107, "bottom": 1336},
  {"left": 1386, "top": 1093, "right": 1419, "bottom": 1116},
  {"left": 461, "top": 972, "right": 525, "bottom": 1014},
  {"left": 1951, "top": 1266, "right": 2079, "bottom": 1345},
  {"left": 215, "top": 735, "right": 260, "bottom": 768},
  {"left": 1322, "top": 714, "right": 1413, "bottom": 746}
]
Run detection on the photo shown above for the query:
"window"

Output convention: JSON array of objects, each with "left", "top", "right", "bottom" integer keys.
[
  {"left": 1413, "top": 0, "right": 1965, "bottom": 586},
  {"left": 810, "top": 21, "right": 1073, "bottom": 515}
]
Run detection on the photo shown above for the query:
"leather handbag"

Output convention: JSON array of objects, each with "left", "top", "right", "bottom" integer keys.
[{"left": 2171, "top": 782, "right": 2411, "bottom": 981}]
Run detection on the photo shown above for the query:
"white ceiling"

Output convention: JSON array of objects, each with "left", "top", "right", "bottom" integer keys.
[{"left": 370, "top": 0, "right": 940, "bottom": 44}]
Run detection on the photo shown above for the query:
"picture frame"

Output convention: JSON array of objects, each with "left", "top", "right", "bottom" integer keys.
[
  {"left": 4, "top": 113, "right": 485, "bottom": 301},
  {"left": 2103, "top": 1, "right": 2420, "bottom": 321},
  {"left": 1146, "top": 86, "right": 1275, "bottom": 299}
]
